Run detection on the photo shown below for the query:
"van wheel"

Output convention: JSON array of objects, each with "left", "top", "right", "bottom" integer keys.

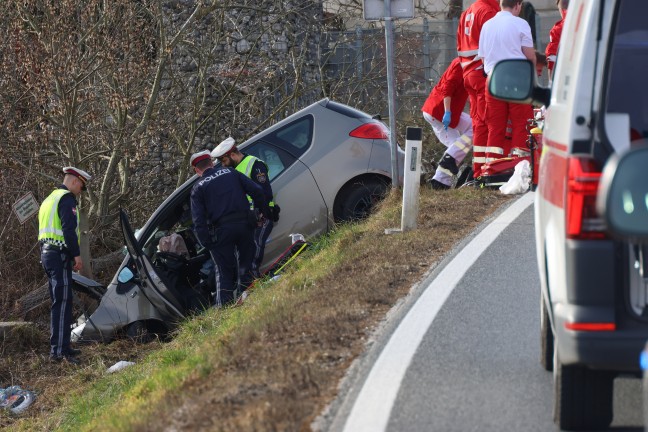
[
  {"left": 553, "top": 348, "right": 614, "bottom": 430},
  {"left": 334, "top": 178, "right": 389, "bottom": 222},
  {"left": 540, "top": 295, "right": 553, "bottom": 371}
]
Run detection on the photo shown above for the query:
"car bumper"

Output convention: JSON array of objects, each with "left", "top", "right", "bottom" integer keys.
[{"left": 554, "top": 303, "right": 648, "bottom": 373}]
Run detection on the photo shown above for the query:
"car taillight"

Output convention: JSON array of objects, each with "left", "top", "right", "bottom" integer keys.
[
  {"left": 565, "top": 157, "right": 607, "bottom": 239},
  {"left": 349, "top": 122, "right": 389, "bottom": 139}
]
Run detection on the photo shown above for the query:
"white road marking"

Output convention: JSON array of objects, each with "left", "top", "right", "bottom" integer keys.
[{"left": 342, "top": 192, "right": 535, "bottom": 432}]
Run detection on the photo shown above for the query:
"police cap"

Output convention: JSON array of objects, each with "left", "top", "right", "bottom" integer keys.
[
  {"left": 190, "top": 150, "right": 212, "bottom": 167},
  {"left": 62, "top": 166, "right": 92, "bottom": 190},
  {"left": 211, "top": 137, "right": 236, "bottom": 159}
]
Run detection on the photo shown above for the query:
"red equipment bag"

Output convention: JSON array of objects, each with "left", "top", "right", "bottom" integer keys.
[{"left": 479, "top": 156, "right": 530, "bottom": 187}]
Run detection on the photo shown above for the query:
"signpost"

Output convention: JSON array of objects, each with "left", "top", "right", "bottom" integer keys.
[
  {"left": 363, "top": 0, "right": 414, "bottom": 188},
  {"left": 12, "top": 192, "right": 39, "bottom": 224}
]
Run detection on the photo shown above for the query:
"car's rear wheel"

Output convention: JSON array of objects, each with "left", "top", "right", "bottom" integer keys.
[
  {"left": 553, "top": 347, "right": 614, "bottom": 430},
  {"left": 334, "top": 178, "right": 389, "bottom": 222},
  {"left": 540, "top": 294, "right": 554, "bottom": 371}
]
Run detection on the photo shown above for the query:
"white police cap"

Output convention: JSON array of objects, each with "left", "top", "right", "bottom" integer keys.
[
  {"left": 190, "top": 150, "right": 212, "bottom": 167},
  {"left": 211, "top": 137, "right": 236, "bottom": 159}
]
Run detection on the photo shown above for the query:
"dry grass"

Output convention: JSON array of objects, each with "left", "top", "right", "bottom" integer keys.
[{"left": 1, "top": 186, "right": 512, "bottom": 431}]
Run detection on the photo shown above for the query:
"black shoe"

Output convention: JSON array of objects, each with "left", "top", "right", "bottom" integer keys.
[
  {"left": 50, "top": 354, "right": 80, "bottom": 365},
  {"left": 66, "top": 347, "right": 82, "bottom": 356},
  {"left": 438, "top": 154, "right": 459, "bottom": 175},
  {"left": 429, "top": 179, "right": 450, "bottom": 190}
]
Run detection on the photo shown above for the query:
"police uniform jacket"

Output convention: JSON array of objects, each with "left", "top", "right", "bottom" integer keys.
[
  {"left": 48, "top": 185, "right": 82, "bottom": 258},
  {"left": 241, "top": 153, "right": 274, "bottom": 207},
  {"left": 190, "top": 167, "right": 268, "bottom": 248}
]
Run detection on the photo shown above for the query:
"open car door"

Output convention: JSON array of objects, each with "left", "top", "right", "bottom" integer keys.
[{"left": 119, "top": 209, "right": 186, "bottom": 321}]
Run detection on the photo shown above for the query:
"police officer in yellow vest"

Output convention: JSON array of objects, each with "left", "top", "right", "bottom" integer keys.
[
  {"left": 38, "top": 166, "right": 91, "bottom": 364},
  {"left": 211, "top": 137, "right": 279, "bottom": 277}
]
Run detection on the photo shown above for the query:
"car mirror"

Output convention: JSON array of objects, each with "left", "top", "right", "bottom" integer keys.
[
  {"left": 597, "top": 146, "right": 648, "bottom": 241},
  {"left": 488, "top": 59, "right": 550, "bottom": 107},
  {"left": 118, "top": 267, "right": 135, "bottom": 284}
]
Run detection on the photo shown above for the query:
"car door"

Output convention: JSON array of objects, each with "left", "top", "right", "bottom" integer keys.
[
  {"left": 243, "top": 139, "right": 327, "bottom": 271},
  {"left": 120, "top": 209, "right": 186, "bottom": 320}
]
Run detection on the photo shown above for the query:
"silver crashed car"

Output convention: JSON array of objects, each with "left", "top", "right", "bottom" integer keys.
[{"left": 72, "top": 98, "right": 405, "bottom": 342}]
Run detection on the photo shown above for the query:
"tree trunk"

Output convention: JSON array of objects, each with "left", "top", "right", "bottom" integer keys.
[{"left": 79, "top": 209, "right": 94, "bottom": 280}]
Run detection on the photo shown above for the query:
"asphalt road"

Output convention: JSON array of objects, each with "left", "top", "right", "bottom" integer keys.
[{"left": 327, "top": 193, "right": 643, "bottom": 432}]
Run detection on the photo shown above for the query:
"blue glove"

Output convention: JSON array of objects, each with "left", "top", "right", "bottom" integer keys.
[{"left": 442, "top": 111, "right": 451, "bottom": 130}]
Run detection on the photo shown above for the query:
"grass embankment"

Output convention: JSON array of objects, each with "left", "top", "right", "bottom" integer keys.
[{"left": 2, "top": 186, "right": 511, "bottom": 431}]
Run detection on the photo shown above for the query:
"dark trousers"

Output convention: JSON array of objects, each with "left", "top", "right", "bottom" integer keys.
[
  {"left": 252, "top": 219, "right": 273, "bottom": 277},
  {"left": 208, "top": 221, "right": 255, "bottom": 307},
  {"left": 41, "top": 250, "right": 73, "bottom": 357}
]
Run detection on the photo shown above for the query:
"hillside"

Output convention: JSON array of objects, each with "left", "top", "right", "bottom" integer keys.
[{"left": 1, "top": 186, "right": 512, "bottom": 431}]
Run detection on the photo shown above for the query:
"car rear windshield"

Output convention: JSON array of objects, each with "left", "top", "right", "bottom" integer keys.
[
  {"left": 325, "top": 100, "right": 372, "bottom": 119},
  {"left": 603, "top": 0, "right": 648, "bottom": 153}
]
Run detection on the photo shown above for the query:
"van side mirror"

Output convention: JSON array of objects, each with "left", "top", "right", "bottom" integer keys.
[
  {"left": 597, "top": 146, "right": 648, "bottom": 241},
  {"left": 488, "top": 59, "right": 551, "bottom": 107}
]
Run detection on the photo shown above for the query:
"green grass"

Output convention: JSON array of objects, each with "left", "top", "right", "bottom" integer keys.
[{"left": 13, "top": 224, "right": 362, "bottom": 431}]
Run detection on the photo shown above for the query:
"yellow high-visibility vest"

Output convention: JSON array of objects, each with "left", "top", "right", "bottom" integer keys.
[{"left": 38, "top": 189, "right": 79, "bottom": 247}]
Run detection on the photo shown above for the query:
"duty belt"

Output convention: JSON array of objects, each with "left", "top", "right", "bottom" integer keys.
[
  {"left": 214, "top": 211, "right": 250, "bottom": 227},
  {"left": 41, "top": 243, "right": 63, "bottom": 252}
]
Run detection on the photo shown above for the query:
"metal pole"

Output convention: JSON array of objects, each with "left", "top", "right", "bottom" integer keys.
[
  {"left": 423, "top": 18, "right": 430, "bottom": 84},
  {"left": 384, "top": 0, "right": 399, "bottom": 188}
]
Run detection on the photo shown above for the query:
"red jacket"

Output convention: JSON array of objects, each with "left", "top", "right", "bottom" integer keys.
[
  {"left": 421, "top": 58, "right": 468, "bottom": 129},
  {"left": 457, "top": 0, "right": 500, "bottom": 75},
  {"left": 546, "top": 16, "right": 565, "bottom": 73}
]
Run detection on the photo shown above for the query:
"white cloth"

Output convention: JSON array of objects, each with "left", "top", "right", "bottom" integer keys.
[
  {"left": 478, "top": 11, "right": 534, "bottom": 75},
  {"left": 499, "top": 159, "right": 531, "bottom": 194}
]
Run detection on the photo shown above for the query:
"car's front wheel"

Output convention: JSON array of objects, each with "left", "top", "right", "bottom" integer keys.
[
  {"left": 334, "top": 178, "right": 389, "bottom": 222},
  {"left": 553, "top": 347, "right": 614, "bottom": 430},
  {"left": 126, "top": 320, "right": 154, "bottom": 343}
]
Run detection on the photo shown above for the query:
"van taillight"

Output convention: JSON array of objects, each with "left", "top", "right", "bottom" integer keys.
[
  {"left": 565, "top": 157, "right": 606, "bottom": 239},
  {"left": 349, "top": 122, "right": 389, "bottom": 139}
]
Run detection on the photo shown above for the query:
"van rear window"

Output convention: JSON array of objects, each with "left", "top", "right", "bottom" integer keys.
[{"left": 604, "top": 0, "right": 648, "bottom": 152}]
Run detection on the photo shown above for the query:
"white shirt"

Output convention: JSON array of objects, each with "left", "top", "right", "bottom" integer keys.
[{"left": 478, "top": 11, "right": 534, "bottom": 75}]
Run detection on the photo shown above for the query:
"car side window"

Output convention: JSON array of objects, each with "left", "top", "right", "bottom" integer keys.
[
  {"left": 604, "top": 0, "right": 648, "bottom": 151},
  {"left": 245, "top": 142, "right": 297, "bottom": 181},
  {"left": 265, "top": 116, "right": 314, "bottom": 158}
]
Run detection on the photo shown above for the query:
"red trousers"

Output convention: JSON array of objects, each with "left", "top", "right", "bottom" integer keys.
[
  {"left": 485, "top": 91, "right": 533, "bottom": 161},
  {"left": 463, "top": 69, "right": 488, "bottom": 178}
]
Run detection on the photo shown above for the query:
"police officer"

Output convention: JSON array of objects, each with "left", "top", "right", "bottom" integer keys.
[
  {"left": 189, "top": 150, "right": 269, "bottom": 307},
  {"left": 38, "top": 166, "right": 92, "bottom": 364},
  {"left": 211, "top": 137, "right": 278, "bottom": 277}
]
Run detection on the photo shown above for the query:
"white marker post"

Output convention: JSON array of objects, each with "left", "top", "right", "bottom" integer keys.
[{"left": 386, "top": 127, "right": 422, "bottom": 234}]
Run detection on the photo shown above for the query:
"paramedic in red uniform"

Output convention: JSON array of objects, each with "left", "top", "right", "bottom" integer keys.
[
  {"left": 479, "top": 0, "right": 535, "bottom": 163},
  {"left": 546, "top": 0, "right": 568, "bottom": 83},
  {"left": 421, "top": 57, "right": 473, "bottom": 189},
  {"left": 456, "top": 0, "right": 500, "bottom": 179}
]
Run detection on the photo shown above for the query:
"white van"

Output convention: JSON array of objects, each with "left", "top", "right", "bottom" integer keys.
[{"left": 489, "top": 0, "right": 648, "bottom": 430}]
